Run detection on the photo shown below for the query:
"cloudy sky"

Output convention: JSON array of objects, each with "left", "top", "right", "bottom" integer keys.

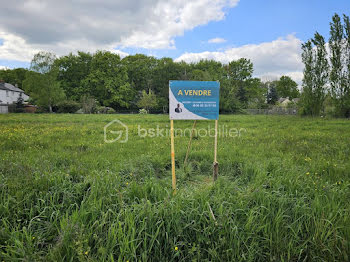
[{"left": 0, "top": 0, "right": 349, "bottom": 83}]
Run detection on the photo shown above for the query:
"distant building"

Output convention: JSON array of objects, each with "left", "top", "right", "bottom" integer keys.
[
  {"left": 280, "top": 98, "right": 291, "bottom": 107},
  {"left": 292, "top": 98, "right": 300, "bottom": 103},
  {"left": 0, "top": 81, "right": 30, "bottom": 113}
]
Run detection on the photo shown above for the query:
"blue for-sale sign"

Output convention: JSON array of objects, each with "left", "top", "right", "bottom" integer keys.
[{"left": 169, "top": 80, "right": 220, "bottom": 120}]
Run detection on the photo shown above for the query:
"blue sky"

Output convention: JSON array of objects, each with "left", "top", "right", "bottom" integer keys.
[
  {"left": 120, "top": 0, "right": 350, "bottom": 58},
  {"left": 0, "top": 0, "right": 349, "bottom": 83}
]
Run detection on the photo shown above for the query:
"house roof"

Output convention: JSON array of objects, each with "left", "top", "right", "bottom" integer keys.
[
  {"left": 278, "top": 97, "right": 287, "bottom": 103},
  {"left": 0, "top": 82, "right": 25, "bottom": 93}
]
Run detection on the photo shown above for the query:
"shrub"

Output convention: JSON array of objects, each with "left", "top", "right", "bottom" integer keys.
[
  {"left": 57, "top": 100, "right": 81, "bottom": 113},
  {"left": 139, "top": 108, "right": 148, "bottom": 114},
  {"left": 107, "top": 107, "right": 116, "bottom": 114},
  {"left": 97, "top": 106, "right": 116, "bottom": 114}
]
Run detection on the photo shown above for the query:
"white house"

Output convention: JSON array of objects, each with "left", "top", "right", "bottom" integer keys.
[{"left": 0, "top": 81, "right": 29, "bottom": 113}]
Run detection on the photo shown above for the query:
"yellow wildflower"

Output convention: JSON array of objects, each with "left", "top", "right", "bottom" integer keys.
[{"left": 175, "top": 246, "right": 178, "bottom": 251}]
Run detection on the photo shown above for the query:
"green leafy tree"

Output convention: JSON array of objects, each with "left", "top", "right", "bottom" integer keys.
[
  {"left": 190, "top": 69, "right": 211, "bottom": 81},
  {"left": 82, "top": 51, "right": 134, "bottom": 109},
  {"left": 0, "top": 68, "right": 29, "bottom": 90},
  {"left": 275, "top": 76, "right": 299, "bottom": 99},
  {"left": 152, "top": 57, "right": 183, "bottom": 110},
  {"left": 219, "top": 77, "right": 241, "bottom": 113},
  {"left": 137, "top": 89, "right": 157, "bottom": 113},
  {"left": 220, "top": 58, "right": 254, "bottom": 111},
  {"left": 344, "top": 14, "right": 350, "bottom": 117},
  {"left": 329, "top": 13, "right": 350, "bottom": 117},
  {"left": 312, "top": 33, "right": 329, "bottom": 114},
  {"left": 23, "top": 51, "right": 65, "bottom": 112},
  {"left": 55, "top": 52, "right": 93, "bottom": 101},
  {"left": 246, "top": 78, "right": 268, "bottom": 108},
  {"left": 301, "top": 40, "right": 314, "bottom": 115},
  {"left": 300, "top": 33, "right": 329, "bottom": 116},
  {"left": 122, "top": 54, "right": 157, "bottom": 92},
  {"left": 191, "top": 60, "right": 224, "bottom": 81},
  {"left": 228, "top": 58, "right": 253, "bottom": 81},
  {"left": 236, "top": 83, "right": 247, "bottom": 105}
]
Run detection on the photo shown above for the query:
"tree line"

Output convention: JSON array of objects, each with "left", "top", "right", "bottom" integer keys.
[
  {"left": 1, "top": 13, "right": 349, "bottom": 117},
  {"left": 301, "top": 13, "right": 350, "bottom": 118},
  {"left": 0, "top": 52, "right": 299, "bottom": 114}
]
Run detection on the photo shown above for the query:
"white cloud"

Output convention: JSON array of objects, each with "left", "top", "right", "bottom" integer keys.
[
  {"left": 0, "top": 32, "right": 39, "bottom": 61},
  {"left": 119, "top": 0, "right": 238, "bottom": 49},
  {"left": 0, "top": 0, "right": 239, "bottom": 62},
  {"left": 176, "top": 34, "right": 304, "bottom": 84},
  {"left": 208, "top": 37, "right": 227, "bottom": 44},
  {"left": 0, "top": 31, "right": 128, "bottom": 62},
  {"left": 0, "top": 65, "right": 9, "bottom": 70},
  {"left": 112, "top": 49, "right": 129, "bottom": 58}
]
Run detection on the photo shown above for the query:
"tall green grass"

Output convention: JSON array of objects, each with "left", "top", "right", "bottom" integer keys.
[{"left": 0, "top": 114, "right": 349, "bottom": 261}]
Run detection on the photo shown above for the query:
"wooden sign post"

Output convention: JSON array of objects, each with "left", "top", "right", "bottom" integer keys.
[
  {"left": 169, "top": 80, "right": 220, "bottom": 193},
  {"left": 213, "top": 119, "right": 219, "bottom": 181},
  {"left": 170, "top": 119, "right": 176, "bottom": 194}
]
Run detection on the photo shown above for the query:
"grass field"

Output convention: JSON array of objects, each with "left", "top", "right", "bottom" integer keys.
[{"left": 0, "top": 114, "right": 349, "bottom": 261}]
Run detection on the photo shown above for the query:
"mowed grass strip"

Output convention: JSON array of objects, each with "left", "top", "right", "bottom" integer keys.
[{"left": 0, "top": 114, "right": 349, "bottom": 261}]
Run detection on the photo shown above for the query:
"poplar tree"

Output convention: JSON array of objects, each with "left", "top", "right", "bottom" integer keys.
[
  {"left": 329, "top": 13, "right": 346, "bottom": 116},
  {"left": 312, "top": 32, "right": 329, "bottom": 115},
  {"left": 301, "top": 33, "right": 329, "bottom": 116},
  {"left": 301, "top": 40, "right": 314, "bottom": 115},
  {"left": 343, "top": 14, "right": 350, "bottom": 117}
]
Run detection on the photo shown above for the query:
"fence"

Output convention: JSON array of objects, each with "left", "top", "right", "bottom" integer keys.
[{"left": 246, "top": 108, "right": 298, "bottom": 115}]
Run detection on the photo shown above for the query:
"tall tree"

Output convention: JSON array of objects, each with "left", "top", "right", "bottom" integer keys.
[
  {"left": 329, "top": 13, "right": 347, "bottom": 116},
  {"left": 343, "top": 14, "right": 350, "bottom": 117},
  {"left": 312, "top": 32, "right": 329, "bottom": 114},
  {"left": 23, "top": 52, "right": 65, "bottom": 112},
  {"left": 224, "top": 58, "right": 254, "bottom": 110},
  {"left": 301, "top": 40, "right": 314, "bottom": 115},
  {"left": 301, "top": 33, "right": 329, "bottom": 116}
]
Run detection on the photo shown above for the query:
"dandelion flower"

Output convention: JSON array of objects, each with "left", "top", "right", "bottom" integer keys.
[
  {"left": 85, "top": 251, "right": 88, "bottom": 255},
  {"left": 175, "top": 246, "right": 178, "bottom": 251},
  {"left": 126, "top": 182, "right": 129, "bottom": 185}
]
